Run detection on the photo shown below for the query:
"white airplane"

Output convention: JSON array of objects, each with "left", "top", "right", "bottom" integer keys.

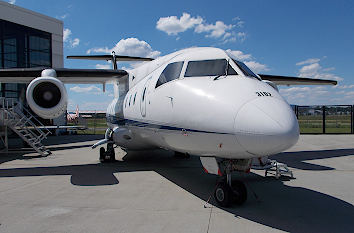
[{"left": 0, "top": 47, "right": 336, "bottom": 207}]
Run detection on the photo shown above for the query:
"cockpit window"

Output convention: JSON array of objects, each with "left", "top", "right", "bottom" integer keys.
[
  {"left": 156, "top": 61, "right": 184, "bottom": 88},
  {"left": 185, "top": 59, "right": 237, "bottom": 77},
  {"left": 233, "top": 59, "right": 260, "bottom": 80}
]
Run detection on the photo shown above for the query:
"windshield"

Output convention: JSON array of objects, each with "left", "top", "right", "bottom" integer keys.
[
  {"left": 232, "top": 59, "right": 261, "bottom": 80},
  {"left": 185, "top": 59, "right": 237, "bottom": 77}
]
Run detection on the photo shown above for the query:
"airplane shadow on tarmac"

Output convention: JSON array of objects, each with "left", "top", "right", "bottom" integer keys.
[
  {"left": 0, "top": 148, "right": 353, "bottom": 232},
  {"left": 271, "top": 148, "right": 354, "bottom": 171}
]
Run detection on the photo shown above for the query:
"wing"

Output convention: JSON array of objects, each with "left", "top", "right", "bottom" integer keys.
[
  {"left": 67, "top": 54, "right": 154, "bottom": 70},
  {"left": 258, "top": 74, "right": 337, "bottom": 86},
  {"left": 0, "top": 67, "right": 128, "bottom": 83},
  {"left": 67, "top": 55, "right": 154, "bottom": 62}
]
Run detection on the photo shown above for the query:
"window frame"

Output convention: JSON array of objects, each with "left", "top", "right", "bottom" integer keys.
[
  {"left": 232, "top": 59, "right": 261, "bottom": 81},
  {"left": 155, "top": 61, "right": 184, "bottom": 89},
  {"left": 184, "top": 59, "right": 237, "bottom": 78}
]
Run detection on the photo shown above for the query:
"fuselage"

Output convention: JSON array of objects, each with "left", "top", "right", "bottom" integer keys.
[{"left": 106, "top": 47, "right": 299, "bottom": 159}]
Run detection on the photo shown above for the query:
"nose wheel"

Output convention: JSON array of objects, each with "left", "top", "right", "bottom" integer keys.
[
  {"left": 99, "top": 143, "right": 115, "bottom": 163},
  {"left": 214, "top": 176, "right": 247, "bottom": 207},
  {"left": 214, "top": 182, "right": 231, "bottom": 207}
]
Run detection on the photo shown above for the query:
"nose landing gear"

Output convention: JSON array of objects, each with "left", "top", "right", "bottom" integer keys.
[
  {"left": 214, "top": 175, "right": 247, "bottom": 207},
  {"left": 200, "top": 157, "right": 251, "bottom": 207},
  {"left": 99, "top": 143, "right": 115, "bottom": 163}
]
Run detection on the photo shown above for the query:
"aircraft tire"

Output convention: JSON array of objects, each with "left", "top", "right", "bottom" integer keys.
[
  {"left": 99, "top": 147, "right": 106, "bottom": 163},
  {"left": 107, "top": 144, "right": 115, "bottom": 162},
  {"left": 110, "top": 152, "right": 116, "bottom": 162},
  {"left": 231, "top": 180, "right": 247, "bottom": 205},
  {"left": 214, "top": 182, "right": 232, "bottom": 207}
]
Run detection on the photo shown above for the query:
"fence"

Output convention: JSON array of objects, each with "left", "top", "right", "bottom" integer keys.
[
  {"left": 67, "top": 112, "right": 107, "bottom": 135},
  {"left": 294, "top": 105, "right": 354, "bottom": 134},
  {"left": 70, "top": 105, "right": 354, "bottom": 135}
]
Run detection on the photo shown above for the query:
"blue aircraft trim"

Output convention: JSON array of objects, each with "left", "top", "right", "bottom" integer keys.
[{"left": 106, "top": 114, "right": 231, "bottom": 135}]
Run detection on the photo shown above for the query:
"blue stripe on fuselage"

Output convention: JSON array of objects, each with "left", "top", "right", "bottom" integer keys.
[{"left": 106, "top": 114, "right": 231, "bottom": 135}]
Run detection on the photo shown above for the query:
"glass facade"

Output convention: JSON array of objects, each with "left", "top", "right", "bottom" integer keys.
[{"left": 0, "top": 19, "right": 52, "bottom": 100}]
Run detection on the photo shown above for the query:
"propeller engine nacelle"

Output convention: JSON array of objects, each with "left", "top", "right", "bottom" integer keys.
[{"left": 26, "top": 74, "right": 67, "bottom": 119}]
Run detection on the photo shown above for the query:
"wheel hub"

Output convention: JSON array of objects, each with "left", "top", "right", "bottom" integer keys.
[{"left": 215, "top": 188, "right": 225, "bottom": 201}]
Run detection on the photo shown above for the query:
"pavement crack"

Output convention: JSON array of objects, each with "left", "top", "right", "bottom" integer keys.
[{"left": 206, "top": 206, "right": 213, "bottom": 233}]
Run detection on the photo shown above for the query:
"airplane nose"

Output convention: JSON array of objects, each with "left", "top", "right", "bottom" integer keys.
[{"left": 234, "top": 97, "right": 299, "bottom": 156}]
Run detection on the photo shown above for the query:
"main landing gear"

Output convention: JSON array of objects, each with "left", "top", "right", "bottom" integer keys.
[
  {"left": 99, "top": 143, "right": 115, "bottom": 163},
  {"left": 200, "top": 157, "right": 251, "bottom": 207}
]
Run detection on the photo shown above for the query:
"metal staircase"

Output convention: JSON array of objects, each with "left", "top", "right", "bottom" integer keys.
[{"left": 0, "top": 97, "right": 51, "bottom": 156}]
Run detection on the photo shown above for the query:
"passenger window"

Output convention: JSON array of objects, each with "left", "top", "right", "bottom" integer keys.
[
  {"left": 185, "top": 59, "right": 237, "bottom": 77},
  {"left": 133, "top": 92, "right": 137, "bottom": 105},
  {"left": 156, "top": 62, "right": 184, "bottom": 88},
  {"left": 142, "top": 87, "right": 147, "bottom": 102}
]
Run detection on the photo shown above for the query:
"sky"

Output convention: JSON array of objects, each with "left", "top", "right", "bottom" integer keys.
[{"left": 6, "top": 0, "right": 354, "bottom": 110}]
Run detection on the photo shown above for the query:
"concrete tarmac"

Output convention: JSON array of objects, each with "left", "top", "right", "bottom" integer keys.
[{"left": 0, "top": 135, "right": 353, "bottom": 233}]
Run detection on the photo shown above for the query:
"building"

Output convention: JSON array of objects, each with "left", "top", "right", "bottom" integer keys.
[
  {"left": 0, "top": 1, "right": 63, "bottom": 100},
  {"left": 0, "top": 1, "right": 64, "bottom": 135}
]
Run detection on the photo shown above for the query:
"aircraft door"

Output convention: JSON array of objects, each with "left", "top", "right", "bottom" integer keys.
[{"left": 140, "top": 77, "right": 151, "bottom": 117}]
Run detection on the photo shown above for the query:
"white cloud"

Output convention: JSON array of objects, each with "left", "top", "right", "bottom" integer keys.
[
  {"left": 279, "top": 68, "right": 351, "bottom": 106},
  {"left": 279, "top": 86, "right": 311, "bottom": 93},
  {"left": 279, "top": 86, "right": 336, "bottom": 105},
  {"left": 156, "top": 13, "right": 203, "bottom": 35},
  {"left": 8, "top": 0, "right": 15, "bottom": 4},
  {"left": 63, "top": 28, "right": 80, "bottom": 48},
  {"left": 87, "top": 38, "right": 160, "bottom": 58},
  {"left": 232, "top": 16, "right": 244, "bottom": 27},
  {"left": 335, "top": 84, "right": 354, "bottom": 89},
  {"left": 63, "top": 28, "right": 72, "bottom": 42},
  {"left": 70, "top": 85, "right": 101, "bottom": 93},
  {"left": 71, "top": 38, "right": 80, "bottom": 47},
  {"left": 299, "top": 63, "right": 321, "bottom": 77},
  {"left": 195, "top": 21, "right": 234, "bottom": 38},
  {"left": 244, "top": 61, "right": 269, "bottom": 73},
  {"left": 222, "top": 35, "right": 236, "bottom": 44},
  {"left": 297, "top": 59, "right": 343, "bottom": 81},
  {"left": 226, "top": 49, "right": 252, "bottom": 61},
  {"left": 296, "top": 58, "right": 320, "bottom": 66},
  {"left": 277, "top": 58, "right": 345, "bottom": 105},
  {"left": 236, "top": 32, "right": 246, "bottom": 42},
  {"left": 156, "top": 13, "right": 244, "bottom": 43},
  {"left": 345, "top": 91, "right": 354, "bottom": 96},
  {"left": 226, "top": 49, "right": 269, "bottom": 73},
  {"left": 96, "top": 64, "right": 112, "bottom": 69},
  {"left": 236, "top": 21, "right": 245, "bottom": 28}
]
